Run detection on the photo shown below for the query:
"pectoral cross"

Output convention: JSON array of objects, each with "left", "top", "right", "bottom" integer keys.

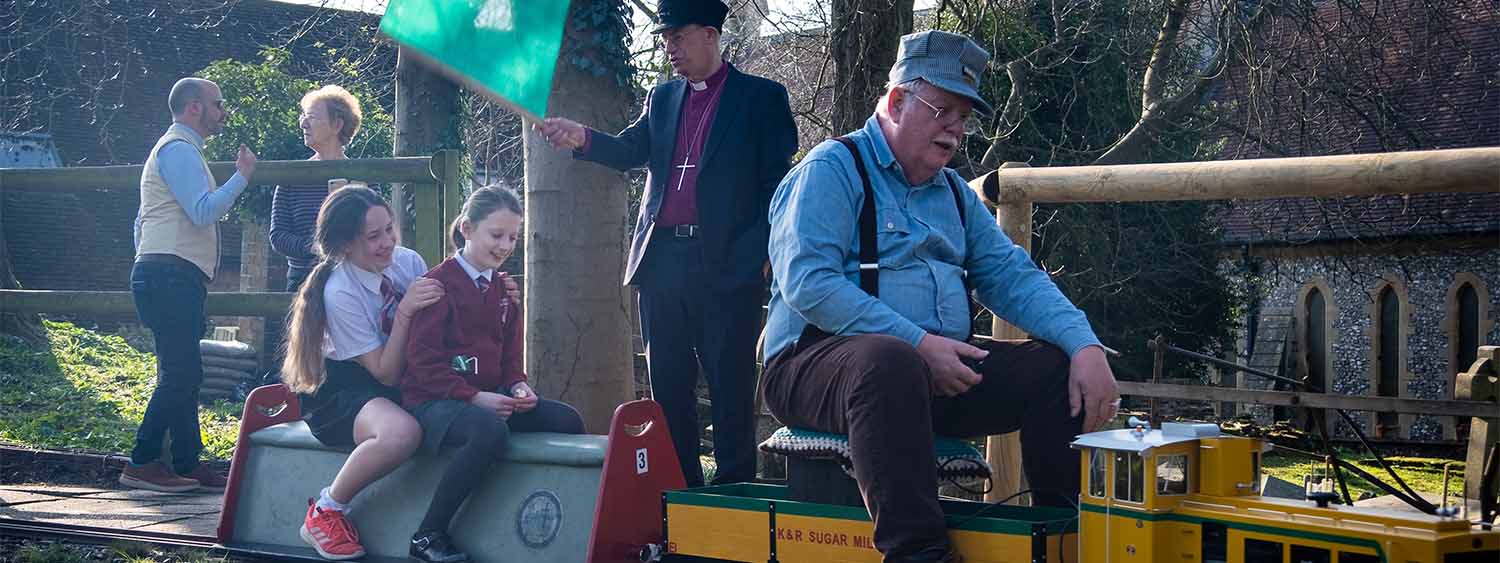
[{"left": 674, "top": 153, "right": 695, "bottom": 191}]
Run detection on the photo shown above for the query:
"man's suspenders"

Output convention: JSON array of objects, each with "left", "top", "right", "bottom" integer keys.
[{"left": 795, "top": 137, "right": 969, "bottom": 348}]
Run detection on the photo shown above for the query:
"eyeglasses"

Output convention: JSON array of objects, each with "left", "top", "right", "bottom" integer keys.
[{"left": 907, "top": 90, "right": 982, "bottom": 136}]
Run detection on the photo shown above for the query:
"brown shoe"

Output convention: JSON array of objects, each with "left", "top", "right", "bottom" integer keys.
[
  {"left": 119, "top": 462, "right": 199, "bottom": 493},
  {"left": 180, "top": 465, "right": 228, "bottom": 491}
]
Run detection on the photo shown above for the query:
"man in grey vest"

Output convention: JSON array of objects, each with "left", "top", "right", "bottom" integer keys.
[{"left": 120, "top": 77, "right": 257, "bottom": 492}]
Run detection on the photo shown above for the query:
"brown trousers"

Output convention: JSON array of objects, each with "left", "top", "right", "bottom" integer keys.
[{"left": 762, "top": 334, "right": 1082, "bottom": 561}]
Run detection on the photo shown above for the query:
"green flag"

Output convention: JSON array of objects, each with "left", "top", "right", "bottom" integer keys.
[{"left": 379, "top": 0, "right": 570, "bottom": 121}]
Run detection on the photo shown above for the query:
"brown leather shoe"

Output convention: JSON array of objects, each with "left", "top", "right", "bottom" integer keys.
[
  {"left": 119, "top": 462, "right": 199, "bottom": 493},
  {"left": 180, "top": 465, "right": 228, "bottom": 491}
]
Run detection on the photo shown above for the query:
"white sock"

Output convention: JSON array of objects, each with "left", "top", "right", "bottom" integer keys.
[{"left": 315, "top": 486, "right": 349, "bottom": 513}]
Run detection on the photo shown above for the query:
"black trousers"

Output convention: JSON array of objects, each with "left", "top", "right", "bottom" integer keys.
[
  {"left": 416, "top": 398, "right": 585, "bottom": 533},
  {"left": 128, "top": 259, "right": 208, "bottom": 473},
  {"left": 636, "top": 235, "right": 763, "bottom": 487},
  {"left": 762, "top": 334, "right": 1081, "bottom": 561}
]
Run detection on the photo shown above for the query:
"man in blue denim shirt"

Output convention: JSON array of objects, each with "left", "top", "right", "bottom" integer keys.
[{"left": 762, "top": 31, "right": 1119, "bottom": 562}]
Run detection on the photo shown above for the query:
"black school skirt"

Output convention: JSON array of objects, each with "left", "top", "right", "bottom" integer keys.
[{"left": 298, "top": 359, "right": 402, "bottom": 446}]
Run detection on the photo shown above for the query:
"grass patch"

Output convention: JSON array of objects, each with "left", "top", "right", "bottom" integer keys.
[
  {"left": 9, "top": 540, "right": 243, "bottom": 563},
  {"left": 1261, "top": 450, "right": 1465, "bottom": 500},
  {"left": 0, "top": 321, "right": 241, "bottom": 460}
]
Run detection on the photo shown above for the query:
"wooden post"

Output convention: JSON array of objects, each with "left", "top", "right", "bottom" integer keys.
[
  {"left": 983, "top": 161, "right": 1031, "bottom": 504},
  {"left": 436, "top": 149, "right": 465, "bottom": 257},
  {"left": 1456, "top": 346, "right": 1499, "bottom": 503},
  {"left": 409, "top": 182, "right": 442, "bottom": 267},
  {"left": 394, "top": 45, "right": 461, "bottom": 255},
  {"left": 1150, "top": 334, "right": 1166, "bottom": 426}
]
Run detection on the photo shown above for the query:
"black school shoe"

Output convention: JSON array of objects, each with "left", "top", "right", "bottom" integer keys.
[{"left": 409, "top": 530, "right": 469, "bottom": 563}]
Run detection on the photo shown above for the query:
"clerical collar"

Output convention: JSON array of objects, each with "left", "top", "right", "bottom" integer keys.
[{"left": 688, "top": 62, "right": 729, "bottom": 92}]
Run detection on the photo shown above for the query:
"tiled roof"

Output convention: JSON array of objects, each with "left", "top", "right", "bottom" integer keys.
[
  {"left": 1218, "top": 192, "right": 1500, "bottom": 245},
  {"left": 1212, "top": 0, "right": 1499, "bottom": 244}
]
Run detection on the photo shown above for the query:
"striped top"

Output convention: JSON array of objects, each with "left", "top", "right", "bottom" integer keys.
[{"left": 269, "top": 185, "right": 328, "bottom": 271}]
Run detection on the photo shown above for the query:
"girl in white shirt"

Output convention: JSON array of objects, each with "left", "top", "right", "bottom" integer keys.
[{"left": 279, "top": 186, "right": 443, "bottom": 560}]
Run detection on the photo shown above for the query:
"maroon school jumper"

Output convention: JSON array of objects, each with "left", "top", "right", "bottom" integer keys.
[{"left": 401, "top": 257, "right": 525, "bottom": 408}]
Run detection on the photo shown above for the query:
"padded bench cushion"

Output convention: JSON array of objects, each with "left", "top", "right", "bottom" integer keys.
[
  {"left": 249, "top": 420, "right": 609, "bottom": 467},
  {"left": 759, "top": 426, "right": 991, "bottom": 484}
]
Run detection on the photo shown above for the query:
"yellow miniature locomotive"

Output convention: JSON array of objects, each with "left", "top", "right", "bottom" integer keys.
[{"left": 660, "top": 421, "right": 1499, "bottom": 562}]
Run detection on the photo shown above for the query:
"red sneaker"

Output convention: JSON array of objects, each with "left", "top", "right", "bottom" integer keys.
[{"left": 299, "top": 499, "right": 366, "bottom": 560}]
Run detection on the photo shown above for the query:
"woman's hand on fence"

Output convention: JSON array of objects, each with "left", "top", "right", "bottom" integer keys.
[
  {"left": 471, "top": 391, "right": 517, "bottom": 420},
  {"left": 397, "top": 278, "right": 445, "bottom": 321}
]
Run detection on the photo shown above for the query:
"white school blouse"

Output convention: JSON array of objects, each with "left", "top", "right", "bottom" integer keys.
[{"left": 322, "top": 246, "right": 429, "bottom": 361}]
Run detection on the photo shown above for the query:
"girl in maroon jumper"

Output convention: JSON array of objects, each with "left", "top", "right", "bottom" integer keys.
[{"left": 400, "top": 186, "right": 585, "bottom": 563}]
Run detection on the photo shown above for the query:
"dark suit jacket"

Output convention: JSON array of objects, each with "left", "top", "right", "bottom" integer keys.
[{"left": 577, "top": 63, "right": 797, "bottom": 291}]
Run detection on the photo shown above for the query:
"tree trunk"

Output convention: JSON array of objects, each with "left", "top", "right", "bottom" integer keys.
[
  {"left": 830, "top": 0, "right": 914, "bottom": 134},
  {"left": 394, "top": 46, "right": 462, "bottom": 249},
  {"left": 522, "top": 0, "right": 636, "bottom": 433}
]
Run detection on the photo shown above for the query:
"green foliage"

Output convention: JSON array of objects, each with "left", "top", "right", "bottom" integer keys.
[
  {"left": 197, "top": 48, "right": 395, "bottom": 223},
  {"left": 1261, "top": 450, "right": 1465, "bottom": 500},
  {"left": 944, "top": 3, "right": 1241, "bottom": 380},
  {"left": 564, "top": 0, "right": 635, "bottom": 89},
  {"left": 0, "top": 322, "right": 240, "bottom": 460}
]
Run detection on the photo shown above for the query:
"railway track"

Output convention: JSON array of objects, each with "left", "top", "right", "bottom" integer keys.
[{"left": 0, "top": 517, "right": 357, "bottom": 562}]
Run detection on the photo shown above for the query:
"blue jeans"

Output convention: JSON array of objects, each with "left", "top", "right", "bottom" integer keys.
[{"left": 129, "top": 259, "right": 208, "bottom": 473}]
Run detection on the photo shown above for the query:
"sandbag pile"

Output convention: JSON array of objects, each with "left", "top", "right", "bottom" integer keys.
[{"left": 200, "top": 339, "right": 259, "bottom": 403}]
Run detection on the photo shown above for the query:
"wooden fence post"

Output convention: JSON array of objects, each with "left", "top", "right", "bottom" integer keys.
[
  {"left": 986, "top": 161, "right": 1031, "bottom": 505},
  {"left": 1457, "top": 346, "right": 1499, "bottom": 503},
  {"left": 410, "top": 181, "right": 442, "bottom": 267},
  {"left": 435, "top": 149, "right": 465, "bottom": 257}
]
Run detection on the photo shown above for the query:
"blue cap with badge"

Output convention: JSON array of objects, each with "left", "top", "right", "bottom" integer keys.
[{"left": 888, "top": 30, "right": 994, "bottom": 116}]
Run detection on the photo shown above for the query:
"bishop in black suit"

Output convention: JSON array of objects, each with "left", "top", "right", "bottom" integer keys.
[{"left": 535, "top": 0, "right": 797, "bottom": 486}]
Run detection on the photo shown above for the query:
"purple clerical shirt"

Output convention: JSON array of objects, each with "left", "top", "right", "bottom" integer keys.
[{"left": 655, "top": 63, "right": 729, "bottom": 227}]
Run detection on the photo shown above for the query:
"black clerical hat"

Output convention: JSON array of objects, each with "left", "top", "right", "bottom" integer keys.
[{"left": 652, "top": 0, "right": 730, "bottom": 34}]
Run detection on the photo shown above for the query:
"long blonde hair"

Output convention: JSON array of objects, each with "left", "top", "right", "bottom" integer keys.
[{"left": 280, "top": 186, "right": 391, "bottom": 393}]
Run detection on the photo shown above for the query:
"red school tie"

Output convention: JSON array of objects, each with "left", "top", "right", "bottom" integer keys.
[
  {"left": 475, "top": 275, "right": 491, "bottom": 294},
  {"left": 379, "top": 275, "right": 400, "bottom": 334}
]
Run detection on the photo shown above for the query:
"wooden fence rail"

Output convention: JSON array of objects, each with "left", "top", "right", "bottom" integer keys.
[
  {"left": 0, "top": 157, "right": 440, "bottom": 192},
  {"left": 0, "top": 290, "right": 290, "bottom": 317},
  {"left": 969, "top": 147, "right": 1500, "bottom": 503},
  {"left": 970, "top": 147, "right": 1500, "bottom": 204},
  {"left": 0, "top": 151, "right": 466, "bottom": 271},
  {"left": 1118, "top": 381, "right": 1498, "bottom": 419}
]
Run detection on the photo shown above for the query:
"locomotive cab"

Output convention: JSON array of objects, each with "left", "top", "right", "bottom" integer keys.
[{"left": 1071, "top": 420, "right": 1268, "bottom": 562}]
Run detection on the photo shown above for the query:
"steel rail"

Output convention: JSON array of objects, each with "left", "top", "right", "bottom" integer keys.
[{"left": 0, "top": 517, "right": 328, "bottom": 561}]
